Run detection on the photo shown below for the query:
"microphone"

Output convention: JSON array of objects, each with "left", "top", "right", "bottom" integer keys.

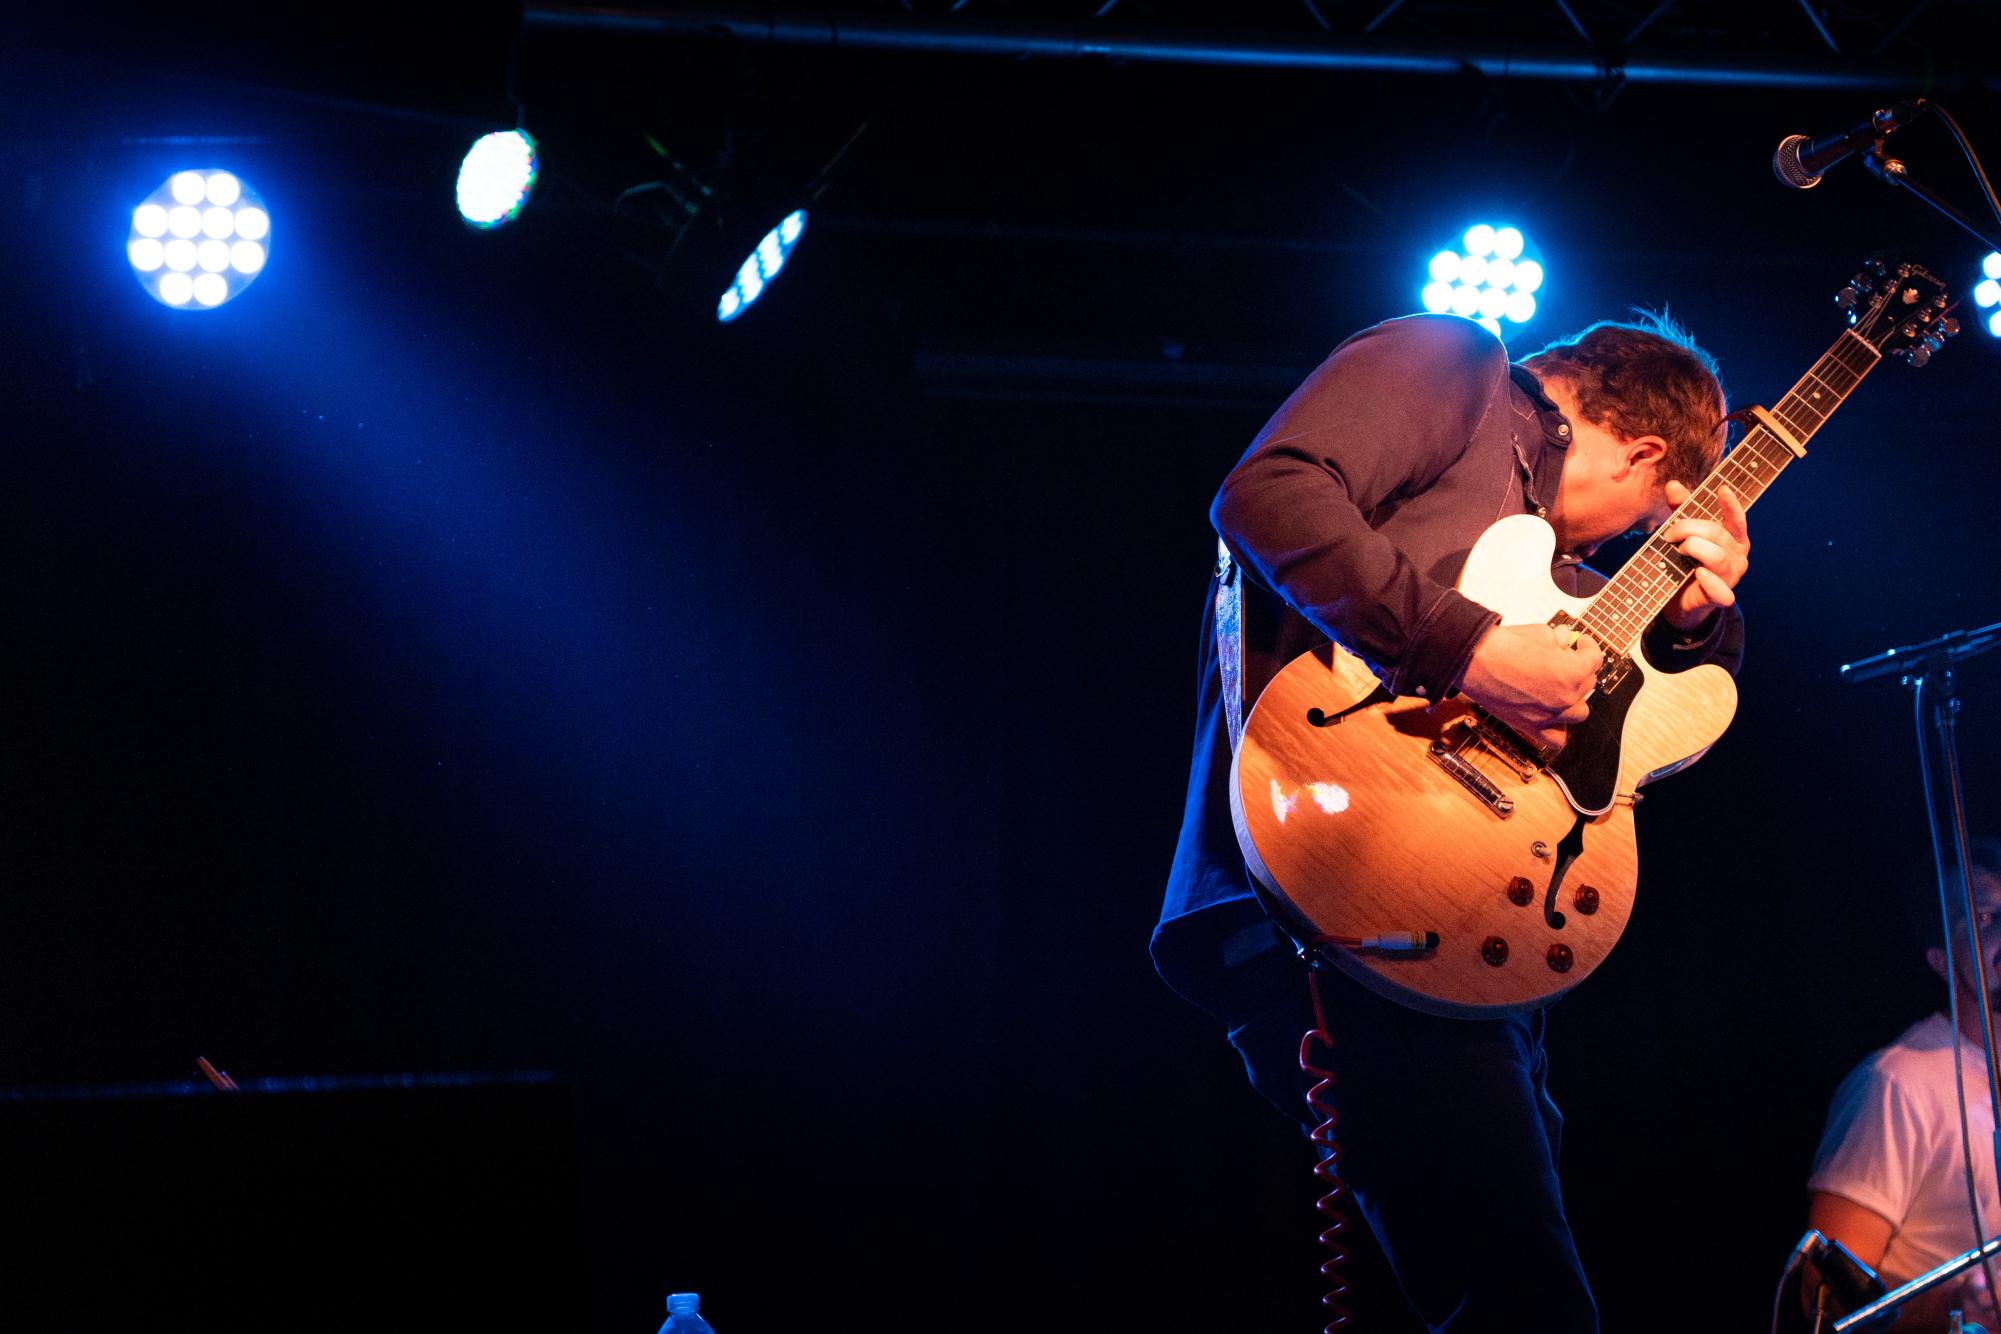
[{"left": 1774, "top": 100, "right": 1929, "bottom": 189}]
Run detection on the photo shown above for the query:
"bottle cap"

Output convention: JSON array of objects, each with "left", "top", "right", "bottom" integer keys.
[{"left": 667, "top": 1294, "right": 701, "bottom": 1315}]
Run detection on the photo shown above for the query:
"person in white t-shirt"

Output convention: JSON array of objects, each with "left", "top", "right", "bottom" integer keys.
[{"left": 1807, "top": 838, "right": 2001, "bottom": 1330}]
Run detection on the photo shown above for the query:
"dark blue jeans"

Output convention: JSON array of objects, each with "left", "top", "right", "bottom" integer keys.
[{"left": 1228, "top": 956, "right": 1599, "bottom": 1333}]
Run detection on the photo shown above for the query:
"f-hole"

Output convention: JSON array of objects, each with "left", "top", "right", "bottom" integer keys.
[
  {"left": 1542, "top": 812, "right": 1589, "bottom": 929},
  {"left": 1307, "top": 685, "right": 1393, "bottom": 728}
]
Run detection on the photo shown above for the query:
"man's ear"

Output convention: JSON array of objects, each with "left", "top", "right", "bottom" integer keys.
[
  {"left": 1928, "top": 945, "right": 1950, "bottom": 982},
  {"left": 1616, "top": 434, "right": 1667, "bottom": 480}
]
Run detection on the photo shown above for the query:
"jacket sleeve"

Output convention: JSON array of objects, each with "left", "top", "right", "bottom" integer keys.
[
  {"left": 1211, "top": 315, "right": 1503, "bottom": 700},
  {"left": 1641, "top": 602, "right": 1746, "bottom": 676}
]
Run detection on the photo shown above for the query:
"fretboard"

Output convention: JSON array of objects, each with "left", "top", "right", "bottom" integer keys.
[{"left": 1578, "top": 328, "right": 1882, "bottom": 652}]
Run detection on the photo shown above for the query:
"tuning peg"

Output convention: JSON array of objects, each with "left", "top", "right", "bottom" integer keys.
[
  {"left": 1941, "top": 317, "right": 1961, "bottom": 337},
  {"left": 1908, "top": 345, "right": 1932, "bottom": 367},
  {"left": 1835, "top": 286, "right": 1860, "bottom": 309},
  {"left": 1866, "top": 258, "right": 1887, "bottom": 275}
]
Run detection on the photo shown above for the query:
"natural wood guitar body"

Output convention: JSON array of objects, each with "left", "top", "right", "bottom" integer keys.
[{"left": 1230, "top": 515, "right": 1738, "bottom": 1016}]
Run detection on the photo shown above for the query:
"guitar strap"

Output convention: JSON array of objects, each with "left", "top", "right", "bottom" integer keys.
[{"left": 1215, "top": 539, "right": 1245, "bottom": 752}]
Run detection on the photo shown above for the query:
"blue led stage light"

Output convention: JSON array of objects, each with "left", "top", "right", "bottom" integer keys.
[
  {"left": 1419, "top": 223, "right": 1543, "bottom": 338},
  {"left": 457, "top": 130, "right": 539, "bottom": 229},
  {"left": 1976, "top": 252, "right": 2001, "bottom": 338},
  {"left": 128, "top": 171, "right": 270, "bottom": 309},
  {"left": 716, "top": 209, "right": 806, "bottom": 323}
]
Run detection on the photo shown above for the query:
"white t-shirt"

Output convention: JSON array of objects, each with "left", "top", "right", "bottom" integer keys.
[{"left": 1810, "top": 1012, "right": 2001, "bottom": 1284}]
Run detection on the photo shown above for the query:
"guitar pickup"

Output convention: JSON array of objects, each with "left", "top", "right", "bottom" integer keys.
[{"left": 1446, "top": 713, "right": 1545, "bottom": 783}]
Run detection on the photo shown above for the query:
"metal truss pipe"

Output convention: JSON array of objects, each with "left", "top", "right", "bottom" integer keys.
[{"left": 523, "top": 5, "right": 1989, "bottom": 92}]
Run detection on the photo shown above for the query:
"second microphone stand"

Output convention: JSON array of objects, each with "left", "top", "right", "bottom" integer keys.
[{"left": 1835, "top": 623, "right": 2001, "bottom": 1330}]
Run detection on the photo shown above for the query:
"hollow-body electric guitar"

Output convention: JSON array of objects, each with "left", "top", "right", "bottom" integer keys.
[{"left": 1231, "top": 261, "right": 1955, "bottom": 1017}]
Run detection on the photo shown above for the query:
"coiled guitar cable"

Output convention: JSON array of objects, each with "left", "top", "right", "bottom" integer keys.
[{"left": 1299, "top": 959, "right": 1353, "bottom": 1330}]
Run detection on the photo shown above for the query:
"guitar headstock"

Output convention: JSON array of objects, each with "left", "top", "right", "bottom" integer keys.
[{"left": 1837, "top": 258, "right": 1958, "bottom": 366}]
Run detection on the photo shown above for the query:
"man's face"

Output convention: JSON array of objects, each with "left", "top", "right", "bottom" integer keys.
[
  {"left": 1936, "top": 867, "right": 2001, "bottom": 1006},
  {"left": 1541, "top": 381, "right": 1672, "bottom": 555}
]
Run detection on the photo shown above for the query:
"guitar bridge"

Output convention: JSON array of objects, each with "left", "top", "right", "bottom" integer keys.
[{"left": 1428, "top": 729, "right": 1516, "bottom": 818}]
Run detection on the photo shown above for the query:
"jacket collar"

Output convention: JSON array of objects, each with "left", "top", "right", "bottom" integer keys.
[{"left": 1506, "top": 362, "right": 1573, "bottom": 520}]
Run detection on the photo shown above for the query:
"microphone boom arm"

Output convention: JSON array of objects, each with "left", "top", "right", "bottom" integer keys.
[{"left": 1861, "top": 148, "right": 2001, "bottom": 257}]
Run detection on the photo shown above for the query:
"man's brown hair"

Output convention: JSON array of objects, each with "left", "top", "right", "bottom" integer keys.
[{"left": 1520, "top": 310, "right": 1728, "bottom": 489}]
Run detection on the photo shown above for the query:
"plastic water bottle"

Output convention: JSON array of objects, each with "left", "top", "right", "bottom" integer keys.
[{"left": 658, "top": 1293, "right": 715, "bottom": 1334}]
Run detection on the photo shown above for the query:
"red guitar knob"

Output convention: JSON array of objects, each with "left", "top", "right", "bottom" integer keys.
[
  {"left": 1481, "top": 937, "right": 1510, "bottom": 967},
  {"left": 1506, "top": 877, "right": 1534, "bottom": 906}
]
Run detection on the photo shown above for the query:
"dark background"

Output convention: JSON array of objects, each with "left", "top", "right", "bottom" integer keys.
[{"left": 4, "top": 4, "right": 2000, "bottom": 1329}]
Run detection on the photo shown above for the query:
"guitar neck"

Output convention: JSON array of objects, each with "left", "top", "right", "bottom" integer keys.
[{"left": 1577, "top": 328, "right": 1883, "bottom": 651}]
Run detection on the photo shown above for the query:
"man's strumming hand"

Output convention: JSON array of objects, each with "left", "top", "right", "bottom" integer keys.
[{"left": 1459, "top": 622, "right": 1604, "bottom": 750}]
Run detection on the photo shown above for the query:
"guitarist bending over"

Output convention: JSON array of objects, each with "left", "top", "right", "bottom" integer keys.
[{"left": 1157, "top": 312, "right": 1749, "bottom": 1331}]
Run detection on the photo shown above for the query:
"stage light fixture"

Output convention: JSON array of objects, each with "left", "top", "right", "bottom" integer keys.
[
  {"left": 1977, "top": 253, "right": 2001, "bottom": 338},
  {"left": 1419, "top": 223, "right": 1545, "bottom": 337},
  {"left": 716, "top": 209, "right": 807, "bottom": 324},
  {"left": 457, "top": 130, "right": 538, "bottom": 229},
  {"left": 619, "top": 120, "right": 863, "bottom": 329},
  {"left": 129, "top": 170, "right": 270, "bottom": 309}
]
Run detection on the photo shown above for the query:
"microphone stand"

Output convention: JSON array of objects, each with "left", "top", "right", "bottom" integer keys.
[
  {"left": 1834, "top": 1233, "right": 2001, "bottom": 1332},
  {"left": 1859, "top": 145, "right": 2001, "bottom": 255},
  {"left": 1836, "top": 621, "right": 2001, "bottom": 1329}
]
